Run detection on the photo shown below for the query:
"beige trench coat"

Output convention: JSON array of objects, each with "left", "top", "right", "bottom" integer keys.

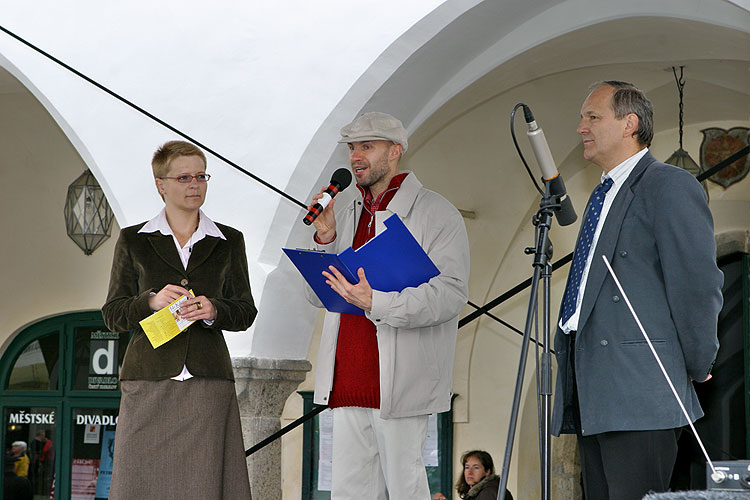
[{"left": 306, "top": 172, "right": 470, "bottom": 418}]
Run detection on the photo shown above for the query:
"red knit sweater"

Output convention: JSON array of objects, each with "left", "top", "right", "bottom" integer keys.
[{"left": 328, "top": 173, "right": 408, "bottom": 409}]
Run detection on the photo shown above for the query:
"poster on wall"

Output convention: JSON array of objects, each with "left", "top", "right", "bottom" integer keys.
[
  {"left": 423, "top": 414, "right": 439, "bottom": 467},
  {"left": 316, "top": 409, "right": 334, "bottom": 491},
  {"left": 95, "top": 428, "right": 116, "bottom": 498},
  {"left": 71, "top": 458, "right": 99, "bottom": 500},
  {"left": 88, "top": 330, "right": 119, "bottom": 390},
  {"left": 84, "top": 424, "right": 100, "bottom": 444}
]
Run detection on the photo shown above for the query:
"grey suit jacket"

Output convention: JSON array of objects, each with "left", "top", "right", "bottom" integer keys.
[
  {"left": 552, "top": 152, "right": 723, "bottom": 436},
  {"left": 102, "top": 222, "right": 257, "bottom": 381}
]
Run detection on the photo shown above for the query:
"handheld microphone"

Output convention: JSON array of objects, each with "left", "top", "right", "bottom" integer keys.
[
  {"left": 523, "top": 106, "right": 577, "bottom": 226},
  {"left": 303, "top": 168, "right": 353, "bottom": 225}
]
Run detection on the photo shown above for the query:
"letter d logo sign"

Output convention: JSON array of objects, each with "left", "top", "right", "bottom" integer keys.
[{"left": 90, "top": 340, "right": 118, "bottom": 375}]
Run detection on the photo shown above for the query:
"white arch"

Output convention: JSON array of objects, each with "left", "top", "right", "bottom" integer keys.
[{"left": 251, "top": 0, "right": 750, "bottom": 358}]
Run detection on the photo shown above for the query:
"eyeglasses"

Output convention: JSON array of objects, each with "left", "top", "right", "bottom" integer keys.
[{"left": 159, "top": 173, "right": 211, "bottom": 183}]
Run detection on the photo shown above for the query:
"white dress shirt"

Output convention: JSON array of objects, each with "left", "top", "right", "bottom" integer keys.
[
  {"left": 560, "top": 148, "right": 648, "bottom": 333},
  {"left": 139, "top": 208, "right": 226, "bottom": 380}
]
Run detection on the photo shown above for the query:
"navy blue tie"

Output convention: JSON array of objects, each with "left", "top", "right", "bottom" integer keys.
[{"left": 560, "top": 177, "right": 614, "bottom": 325}]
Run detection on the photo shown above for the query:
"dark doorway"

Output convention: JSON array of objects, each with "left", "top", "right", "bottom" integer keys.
[{"left": 671, "top": 252, "right": 749, "bottom": 489}]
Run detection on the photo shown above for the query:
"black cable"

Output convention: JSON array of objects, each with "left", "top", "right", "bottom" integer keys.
[
  {"left": 0, "top": 24, "right": 307, "bottom": 210},
  {"left": 459, "top": 253, "right": 573, "bottom": 328},
  {"left": 466, "top": 301, "right": 523, "bottom": 335},
  {"left": 510, "top": 103, "right": 544, "bottom": 195},
  {"left": 697, "top": 146, "right": 749, "bottom": 182},
  {"left": 245, "top": 405, "right": 328, "bottom": 457},
  {"left": 465, "top": 301, "right": 552, "bottom": 351}
]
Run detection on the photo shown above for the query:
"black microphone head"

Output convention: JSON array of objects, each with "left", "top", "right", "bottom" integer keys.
[
  {"left": 522, "top": 104, "right": 535, "bottom": 123},
  {"left": 556, "top": 195, "right": 578, "bottom": 226},
  {"left": 331, "top": 168, "right": 352, "bottom": 190}
]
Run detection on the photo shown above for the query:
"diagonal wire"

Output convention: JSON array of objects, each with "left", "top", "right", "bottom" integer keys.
[
  {"left": 459, "top": 253, "right": 573, "bottom": 328},
  {"left": 466, "top": 301, "right": 551, "bottom": 351},
  {"left": 0, "top": 24, "right": 307, "bottom": 210}
]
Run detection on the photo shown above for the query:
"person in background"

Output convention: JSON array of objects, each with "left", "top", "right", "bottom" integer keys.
[
  {"left": 30, "top": 430, "right": 47, "bottom": 493},
  {"left": 432, "top": 450, "right": 513, "bottom": 500},
  {"left": 9, "top": 442, "right": 29, "bottom": 478},
  {"left": 4, "top": 458, "right": 33, "bottom": 500}
]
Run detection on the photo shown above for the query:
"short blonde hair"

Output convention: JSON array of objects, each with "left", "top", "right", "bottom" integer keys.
[{"left": 151, "top": 140, "right": 207, "bottom": 178}]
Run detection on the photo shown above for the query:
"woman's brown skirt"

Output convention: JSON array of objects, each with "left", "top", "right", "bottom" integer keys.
[{"left": 108, "top": 378, "right": 252, "bottom": 500}]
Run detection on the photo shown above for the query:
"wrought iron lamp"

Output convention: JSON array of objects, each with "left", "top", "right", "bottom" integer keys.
[
  {"left": 665, "top": 66, "right": 708, "bottom": 198},
  {"left": 64, "top": 169, "right": 114, "bottom": 255}
]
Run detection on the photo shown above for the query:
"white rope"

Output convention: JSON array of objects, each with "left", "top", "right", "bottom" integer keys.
[{"left": 600, "top": 255, "right": 719, "bottom": 478}]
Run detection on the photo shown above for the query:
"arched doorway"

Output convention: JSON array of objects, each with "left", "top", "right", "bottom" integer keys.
[{"left": 1, "top": 311, "right": 129, "bottom": 499}]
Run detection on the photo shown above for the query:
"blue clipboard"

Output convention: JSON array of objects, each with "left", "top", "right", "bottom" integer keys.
[{"left": 284, "top": 214, "right": 440, "bottom": 315}]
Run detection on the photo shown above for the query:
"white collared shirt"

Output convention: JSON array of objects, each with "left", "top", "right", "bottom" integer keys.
[
  {"left": 139, "top": 208, "right": 226, "bottom": 380},
  {"left": 139, "top": 208, "right": 226, "bottom": 268},
  {"left": 560, "top": 148, "right": 648, "bottom": 333}
]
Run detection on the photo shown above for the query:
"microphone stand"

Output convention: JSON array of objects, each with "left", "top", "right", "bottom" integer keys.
[{"left": 498, "top": 180, "right": 558, "bottom": 500}]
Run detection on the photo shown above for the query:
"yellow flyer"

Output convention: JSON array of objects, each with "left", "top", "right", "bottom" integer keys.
[{"left": 139, "top": 291, "right": 196, "bottom": 349}]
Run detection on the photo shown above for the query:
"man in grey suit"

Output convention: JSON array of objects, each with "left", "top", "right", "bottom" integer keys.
[{"left": 551, "top": 81, "right": 723, "bottom": 500}]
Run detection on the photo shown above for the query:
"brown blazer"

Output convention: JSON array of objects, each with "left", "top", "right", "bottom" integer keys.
[{"left": 102, "top": 222, "right": 257, "bottom": 381}]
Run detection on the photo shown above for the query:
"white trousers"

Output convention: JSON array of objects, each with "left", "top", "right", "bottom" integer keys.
[{"left": 331, "top": 407, "right": 430, "bottom": 500}]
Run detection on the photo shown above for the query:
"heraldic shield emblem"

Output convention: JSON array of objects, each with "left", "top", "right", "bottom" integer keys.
[{"left": 700, "top": 127, "right": 750, "bottom": 188}]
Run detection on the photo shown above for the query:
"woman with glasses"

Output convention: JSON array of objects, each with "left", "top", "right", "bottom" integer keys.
[{"left": 102, "top": 140, "right": 256, "bottom": 500}]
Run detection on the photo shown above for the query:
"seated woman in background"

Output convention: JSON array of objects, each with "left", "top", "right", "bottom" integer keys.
[{"left": 433, "top": 450, "right": 513, "bottom": 500}]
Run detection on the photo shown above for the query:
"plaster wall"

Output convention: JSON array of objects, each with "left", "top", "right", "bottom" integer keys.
[{"left": 0, "top": 86, "right": 119, "bottom": 353}]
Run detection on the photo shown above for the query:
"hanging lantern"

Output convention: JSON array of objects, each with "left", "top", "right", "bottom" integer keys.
[
  {"left": 664, "top": 66, "right": 709, "bottom": 199},
  {"left": 64, "top": 169, "right": 114, "bottom": 255},
  {"left": 665, "top": 147, "right": 702, "bottom": 177}
]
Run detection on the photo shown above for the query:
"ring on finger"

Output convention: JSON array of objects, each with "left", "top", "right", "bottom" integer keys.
[{"left": 196, "top": 301, "right": 203, "bottom": 310}]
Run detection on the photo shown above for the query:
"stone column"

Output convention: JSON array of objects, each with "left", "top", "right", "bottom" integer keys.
[
  {"left": 233, "top": 357, "right": 312, "bottom": 500},
  {"left": 551, "top": 433, "right": 582, "bottom": 499}
]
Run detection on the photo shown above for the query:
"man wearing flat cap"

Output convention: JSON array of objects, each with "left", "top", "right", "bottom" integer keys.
[{"left": 304, "top": 111, "right": 470, "bottom": 500}]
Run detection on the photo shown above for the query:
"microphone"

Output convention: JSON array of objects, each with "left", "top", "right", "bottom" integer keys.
[
  {"left": 523, "top": 105, "right": 577, "bottom": 226},
  {"left": 303, "top": 168, "right": 353, "bottom": 225}
]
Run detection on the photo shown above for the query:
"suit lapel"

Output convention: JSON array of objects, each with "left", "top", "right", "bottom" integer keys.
[
  {"left": 577, "top": 153, "right": 654, "bottom": 330},
  {"left": 187, "top": 236, "right": 219, "bottom": 272},
  {"left": 146, "top": 233, "right": 184, "bottom": 274}
]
